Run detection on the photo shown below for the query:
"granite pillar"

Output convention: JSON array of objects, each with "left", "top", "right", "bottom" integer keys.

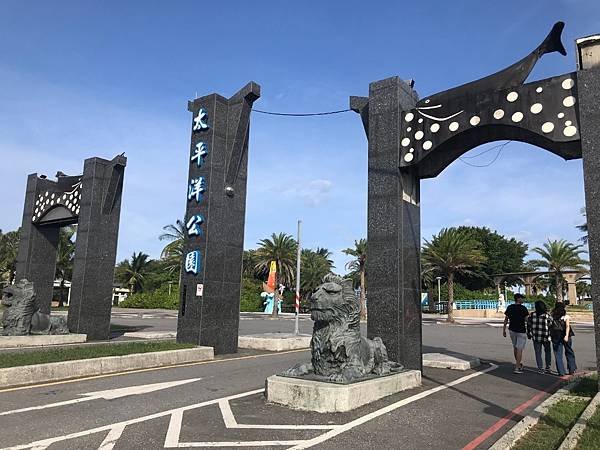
[
  {"left": 68, "top": 156, "right": 127, "bottom": 340},
  {"left": 578, "top": 66, "right": 600, "bottom": 380},
  {"left": 176, "top": 82, "right": 260, "bottom": 354},
  {"left": 15, "top": 175, "right": 60, "bottom": 314},
  {"left": 352, "top": 77, "right": 423, "bottom": 370}
]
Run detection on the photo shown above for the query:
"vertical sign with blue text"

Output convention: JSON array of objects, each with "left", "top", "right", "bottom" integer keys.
[{"left": 177, "top": 83, "right": 261, "bottom": 354}]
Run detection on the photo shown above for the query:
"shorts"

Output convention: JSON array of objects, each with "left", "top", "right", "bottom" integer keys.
[{"left": 510, "top": 331, "right": 527, "bottom": 350}]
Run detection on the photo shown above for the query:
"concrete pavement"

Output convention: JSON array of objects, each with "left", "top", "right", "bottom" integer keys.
[{"left": 0, "top": 317, "right": 596, "bottom": 449}]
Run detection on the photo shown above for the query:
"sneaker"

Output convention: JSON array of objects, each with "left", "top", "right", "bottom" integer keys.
[
  {"left": 545, "top": 368, "right": 553, "bottom": 374},
  {"left": 514, "top": 367, "right": 523, "bottom": 374},
  {"left": 538, "top": 368, "right": 545, "bottom": 374}
]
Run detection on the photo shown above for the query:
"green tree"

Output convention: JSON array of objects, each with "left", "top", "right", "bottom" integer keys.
[
  {"left": 577, "top": 207, "right": 588, "bottom": 244},
  {"left": 242, "top": 249, "right": 261, "bottom": 280},
  {"left": 115, "top": 252, "right": 152, "bottom": 293},
  {"left": 54, "top": 226, "right": 76, "bottom": 307},
  {"left": 159, "top": 220, "right": 185, "bottom": 285},
  {"left": 454, "top": 226, "right": 527, "bottom": 291},
  {"left": 254, "top": 233, "right": 298, "bottom": 318},
  {"left": 343, "top": 239, "right": 367, "bottom": 320},
  {"left": 531, "top": 239, "right": 587, "bottom": 302},
  {"left": 422, "top": 228, "right": 486, "bottom": 322},
  {"left": 300, "top": 249, "right": 331, "bottom": 297},
  {"left": 0, "top": 229, "right": 20, "bottom": 284}
]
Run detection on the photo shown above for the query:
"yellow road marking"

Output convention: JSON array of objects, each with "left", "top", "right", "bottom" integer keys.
[{"left": 0, "top": 348, "right": 308, "bottom": 393}]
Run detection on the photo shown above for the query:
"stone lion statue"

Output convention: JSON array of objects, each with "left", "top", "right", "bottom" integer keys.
[
  {"left": 283, "top": 274, "right": 402, "bottom": 383},
  {"left": 1, "top": 279, "right": 69, "bottom": 336}
]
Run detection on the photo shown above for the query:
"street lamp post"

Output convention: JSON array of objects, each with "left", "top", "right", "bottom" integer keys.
[{"left": 436, "top": 276, "right": 442, "bottom": 313}]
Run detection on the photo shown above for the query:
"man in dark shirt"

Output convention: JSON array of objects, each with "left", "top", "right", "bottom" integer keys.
[{"left": 503, "top": 293, "right": 529, "bottom": 374}]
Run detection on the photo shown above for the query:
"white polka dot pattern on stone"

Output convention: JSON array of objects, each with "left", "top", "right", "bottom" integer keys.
[
  {"left": 470, "top": 116, "right": 480, "bottom": 126},
  {"left": 530, "top": 103, "right": 543, "bottom": 114},
  {"left": 564, "top": 126, "right": 577, "bottom": 137},
  {"left": 404, "top": 153, "right": 414, "bottom": 162},
  {"left": 415, "top": 131, "right": 424, "bottom": 140},
  {"left": 506, "top": 92, "right": 519, "bottom": 102},
  {"left": 449, "top": 121, "right": 459, "bottom": 131},
  {"left": 542, "top": 122, "right": 554, "bottom": 134},
  {"left": 405, "top": 112, "right": 414, "bottom": 122},
  {"left": 493, "top": 109, "right": 504, "bottom": 120},
  {"left": 511, "top": 112, "right": 523, "bottom": 123},
  {"left": 563, "top": 96, "right": 576, "bottom": 107},
  {"left": 430, "top": 123, "right": 440, "bottom": 133},
  {"left": 401, "top": 138, "right": 410, "bottom": 147},
  {"left": 562, "top": 78, "right": 575, "bottom": 90},
  {"left": 423, "top": 140, "right": 432, "bottom": 150}
]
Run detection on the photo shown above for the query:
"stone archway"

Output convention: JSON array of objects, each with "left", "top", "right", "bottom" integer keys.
[{"left": 350, "top": 22, "right": 600, "bottom": 372}]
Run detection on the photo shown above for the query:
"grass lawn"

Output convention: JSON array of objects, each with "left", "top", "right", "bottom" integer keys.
[
  {"left": 512, "top": 376, "right": 598, "bottom": 450},
  {"left": 0, "top": 341, "right": 195, "bottom": 368},
  {"left": 512, "top": 397, "right": 589, "bottom": 450},
  {"left": 576, "top": 406, "right": 600, "bottom": 449}
]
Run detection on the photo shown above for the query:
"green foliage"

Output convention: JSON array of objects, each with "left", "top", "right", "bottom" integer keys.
[
  {"left": 300, "top": 248, "right": 332, "bottom": 296},
  {"left": 54, "top": 226, "right": 76, "bottom": 307},
  {"left": 239, "top": 277, "right": 263, "bottom": 312},
  {"left": 159, "top": 219, "right": 185, "bottom": 280},
  {"left": 436, "top": 282, "right": 497, "bottom": 301},
  {"left": 343, "top": 238, "right": 367, "bottom": 318},
  {"left": 254, "top": 233, "right": 298, "bottom": 287},
  {"left": 531, "top": 239, "right": 588, "bottom": 302},
  {"left": 114, "top": 252, "right": 153, "bottom": 293},
  {"left": 0, "top": 341, "right": 195, "bottom": 368},
  {"left": 0, "top": 229, "right": 20, "bottom": 284},
  {"left": 454, "top": 226, "right": 528, "bottom": 291},
  {"left": 119, "top": 283, "right": 179, "bottom": 309}
]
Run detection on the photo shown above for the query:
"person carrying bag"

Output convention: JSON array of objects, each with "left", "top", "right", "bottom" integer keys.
[{"left": 550, "top": 302, "right": 577, "bottom": 376}]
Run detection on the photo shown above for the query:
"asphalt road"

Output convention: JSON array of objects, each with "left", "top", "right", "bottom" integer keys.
[{"left": 0, "top": 314, "right": 597, "bottom": 449}]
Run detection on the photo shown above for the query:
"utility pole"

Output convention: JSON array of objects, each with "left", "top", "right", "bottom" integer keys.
[
  {"left": 294, "top": 220, "right": 302, "bottom": 335},
  {"left": 436, "top": 276, "right": 442, "bottom": 313}
]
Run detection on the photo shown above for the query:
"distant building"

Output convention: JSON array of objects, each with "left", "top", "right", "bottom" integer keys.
[{"left": 51, "top": 280, "right": 130, "bottom": 307}]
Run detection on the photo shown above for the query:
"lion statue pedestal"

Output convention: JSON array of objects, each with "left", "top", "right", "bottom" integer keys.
[
  {"left": 265, "top": 275, "right": 422, "bottom": 412},
  {"left": 0, "top": 279, "right": 87, "bottom": 348}
]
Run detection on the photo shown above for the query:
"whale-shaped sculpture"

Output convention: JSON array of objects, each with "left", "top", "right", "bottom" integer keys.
[{"left": 417, "top": 21, "right": 567, "bottom": 116}]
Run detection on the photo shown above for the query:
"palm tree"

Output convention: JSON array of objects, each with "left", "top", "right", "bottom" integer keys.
[
  {"left": 300, "top": 249, "right": 331, "bottom": 297},
  {"left": 422, "top": 228, "right": 486, "bottom": 322},
  {"left": 531, "top": 239, "right": 588, "bottom": 302},
  {"left": 55, "top": 226, "right": 76, "bottom": 307},
  {"left": 243, "top": 249, "right": 260, "bottom": 279},
  {"left": 159, "top": 220, "right": 185, "bottom": 285},
  {"left": 343, "top": 239, "right": 367, "bottom": 320},
  {"left": 255, "top": 233, "right": 298, "bottom": 317},
  {"left": 315, "top": 247, "right": 335, "bottom": 270},
  {"left": 577, "top": 207, "right": 588, "bottom": 244},
  {"left": 117, "top": 252, "right": 152, "bottom": 293}
]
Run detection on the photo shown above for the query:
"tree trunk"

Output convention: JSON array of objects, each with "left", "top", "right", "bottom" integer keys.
[
  {"left": 271, "top": 264, "right": 279, "bottom": 318},
  {"left": 359, "top": 267, "right": 367, "bottom": 320},
  {"left": 556, "top": 273, "right": 563, "bottom": 303},
  {"left": 447, "top": 273, "right": 455, "bottom": 322}
]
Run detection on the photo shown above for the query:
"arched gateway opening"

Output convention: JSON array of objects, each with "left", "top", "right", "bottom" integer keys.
[{"left": 348, "top": 22, "right": 600, "bottom": 371}]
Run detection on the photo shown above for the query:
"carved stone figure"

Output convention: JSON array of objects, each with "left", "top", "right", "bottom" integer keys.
[
  {"left": 283, "top": 274, "right": 402, "bottom": 383},
  {"left": 1, "top": 279, "right": 69, "bottom": 336}
]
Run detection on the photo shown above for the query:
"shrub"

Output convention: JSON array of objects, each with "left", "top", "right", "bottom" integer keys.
[
  {"left": 240, "top": 278, "right": 263, "bottom": 312},
  {"left": 120, "top": 284, "right": 179, "bottom": 309}
]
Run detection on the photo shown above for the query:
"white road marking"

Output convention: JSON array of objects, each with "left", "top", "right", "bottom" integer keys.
[
  {"left": 0, "top": 378, "right": 201, "bottom": 416},
  {"left": 218, "top": 399, "right": 339, "bottom": 430},
  {"left": 3, "top": 365, "right": 498, "bottom": 450},
  {"left": 2, "top": 388, "right": 265, "bottom": 450},
  {"left": 287, "top": 363, "right": 499, "bottom": 449},
  {"left": 98, "top": 425, "right": 125, "bottom": 450},
  {"left": 179, "top": 441, "right": 304, "bottom": 447},
  {"left": 164, "top": 410, "right": 183, "bottom": 448}
]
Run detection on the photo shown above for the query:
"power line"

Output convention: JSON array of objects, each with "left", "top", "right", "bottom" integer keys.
[
  {"left": 458, "top": 141, "right": 512, "bottom": 167},
  {"left": 251, "top": 108, "right": 351, "bottom": 116},
  {"left": 459, "top": 141, "right": 508, "bottom": 159}
]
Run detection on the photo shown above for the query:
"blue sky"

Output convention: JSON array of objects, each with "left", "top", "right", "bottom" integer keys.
[{"left": 0, "top": 0, "right": 598, "bottom": 272}]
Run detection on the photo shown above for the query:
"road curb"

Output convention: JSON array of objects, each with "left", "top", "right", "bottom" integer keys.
[
  {"left": 489, "top": 375, "right": 584, "bottom": 450},
  {"left": 558, "top": 390, "right": 600, "bottom": 450},
  {"left": 0, "top": 347, "right": 214, "bottom": 388}
]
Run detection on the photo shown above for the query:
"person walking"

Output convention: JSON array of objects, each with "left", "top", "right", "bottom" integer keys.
[
  {"left": 503, "top": 293, "right": 529, "bottom": 374},
  {"left": 550, "top": 302, "right": 577, "bottom": 376},
  {"left": 527, "top": 300, "right": 553, "bottom": 374}
]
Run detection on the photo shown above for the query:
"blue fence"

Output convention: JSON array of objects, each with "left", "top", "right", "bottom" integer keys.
[{"left": 454, "top": 300, "right": 535, "bottom": 310}]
